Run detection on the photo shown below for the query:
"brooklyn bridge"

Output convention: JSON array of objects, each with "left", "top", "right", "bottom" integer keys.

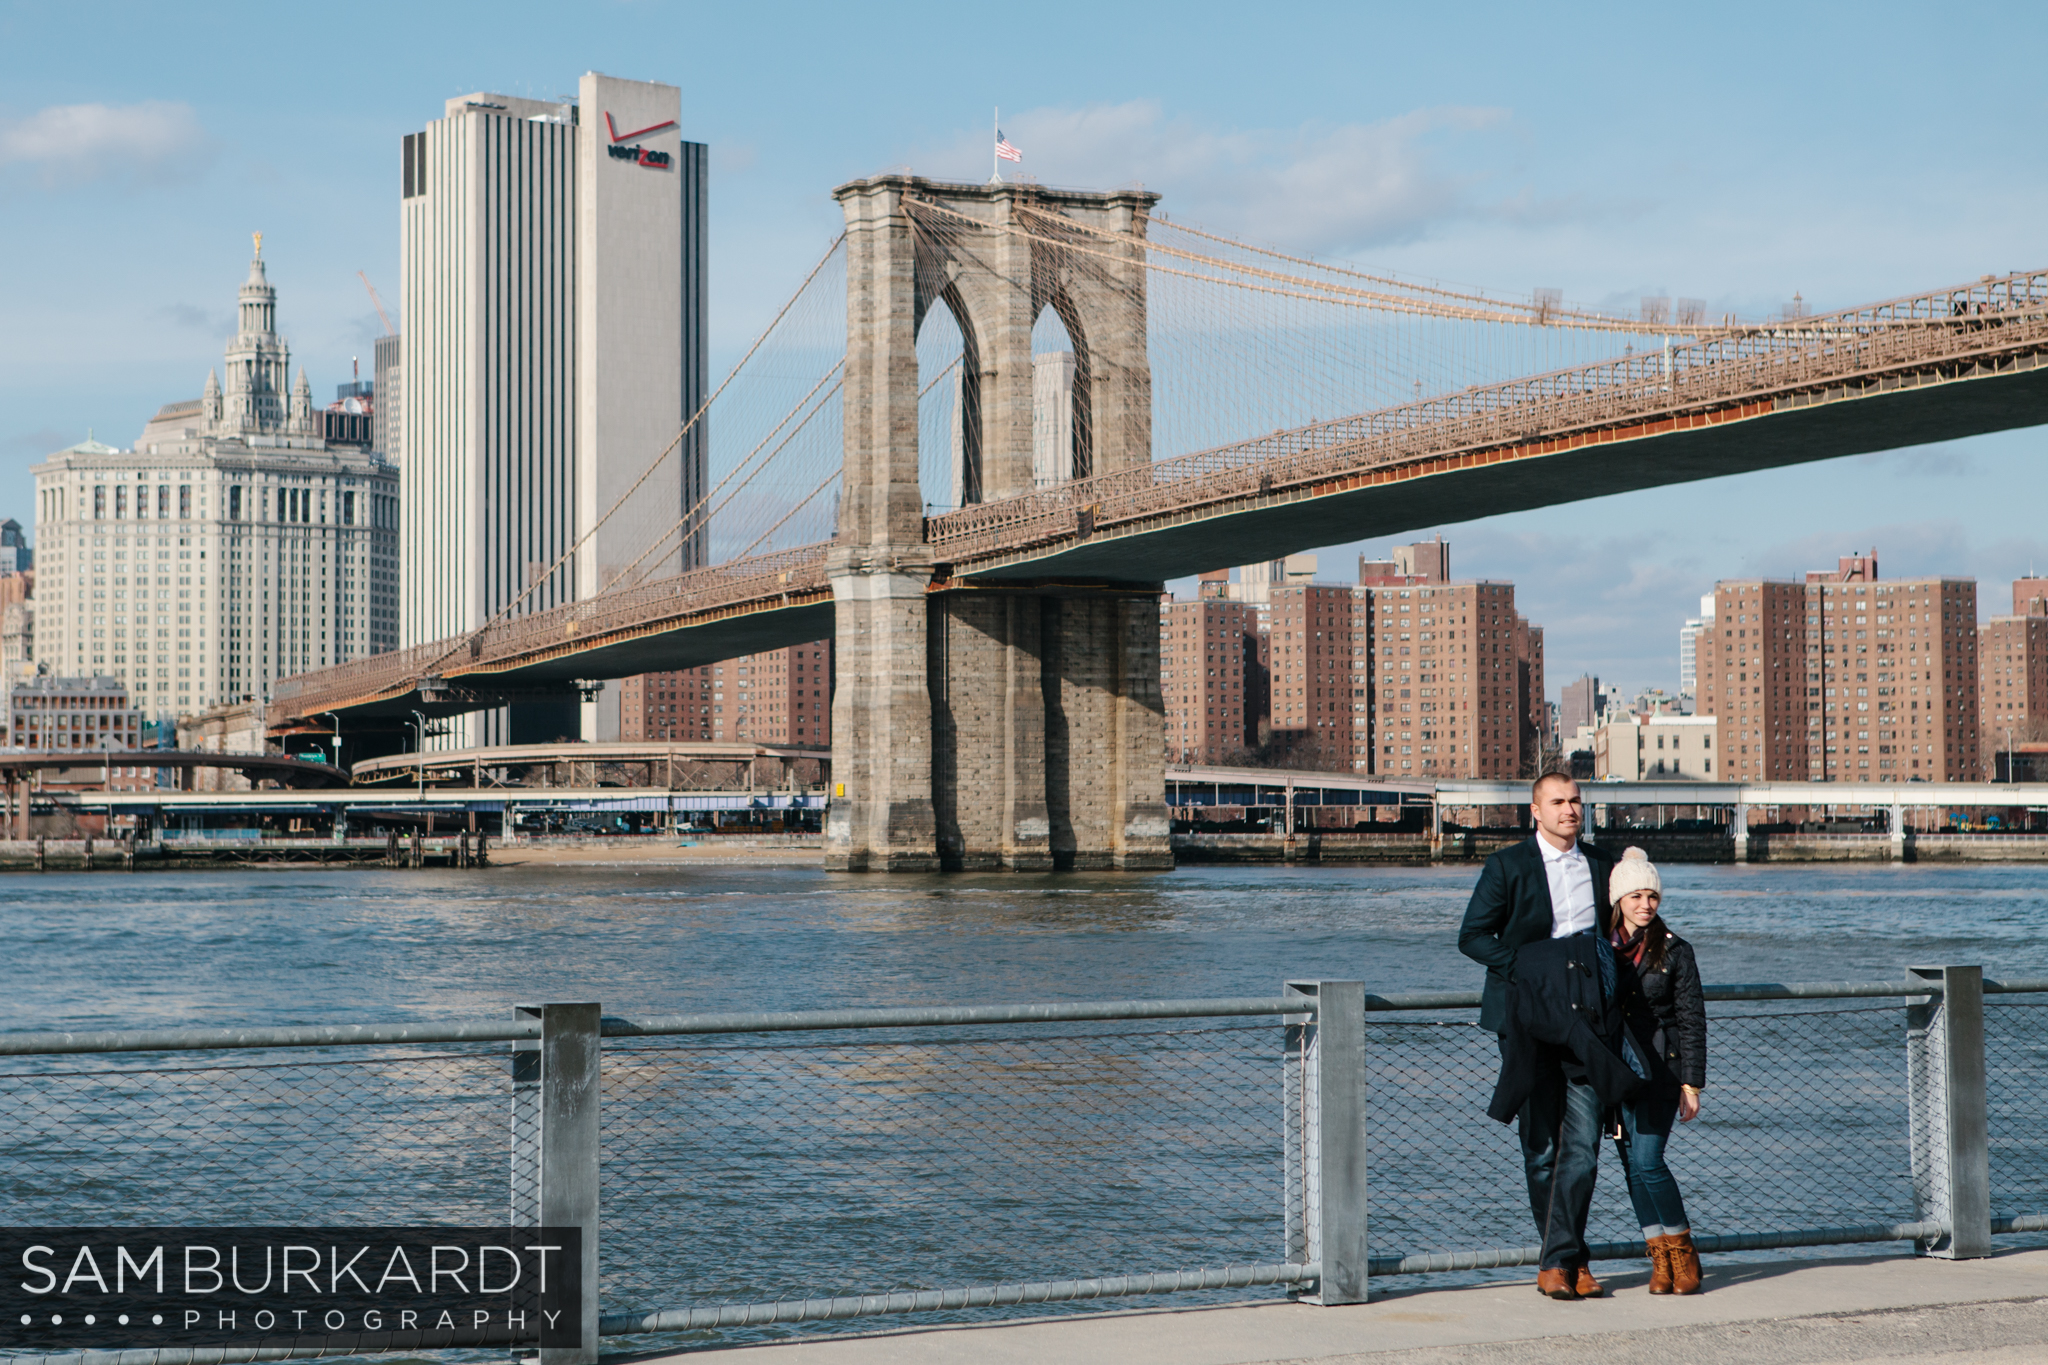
[{"left": 270, "top": 173, "right": 2048, "bottom": 870}]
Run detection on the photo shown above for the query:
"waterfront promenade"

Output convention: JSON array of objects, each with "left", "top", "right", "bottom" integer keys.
[{"left": 658, "top": 1250, "right": 2048, "bottom": 1364}]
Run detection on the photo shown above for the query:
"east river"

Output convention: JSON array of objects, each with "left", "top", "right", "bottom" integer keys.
[
  {"left": 8, "top": 860, "right": 2048, "bottom": 1028},
  {"left": 6, "top": 860, "right": 2045, "bottom": 1347}
]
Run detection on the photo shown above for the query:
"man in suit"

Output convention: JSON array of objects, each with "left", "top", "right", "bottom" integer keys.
[{"left": 1459, "top": 773, "right": 1618, "bottom": 1300}]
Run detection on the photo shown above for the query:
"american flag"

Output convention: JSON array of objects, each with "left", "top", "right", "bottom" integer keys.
[{"left": 995, "top": 130, "right": 1022, "bottom": 163}]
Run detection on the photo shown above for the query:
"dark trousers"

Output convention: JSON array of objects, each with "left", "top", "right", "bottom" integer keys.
[{"left": 1500, "top": 1036, "right": 1603, "bottom": 1270}]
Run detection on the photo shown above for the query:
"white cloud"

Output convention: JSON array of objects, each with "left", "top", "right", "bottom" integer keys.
[
  {"left": 916, "top": 100, "right": 1514, "bottom": 254},
  {"left": 0, "top": 100, "right": 211, "bottom": 187}
]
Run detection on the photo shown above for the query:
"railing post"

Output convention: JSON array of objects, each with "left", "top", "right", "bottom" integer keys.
[
  {"left": 1284, "top": 980, "right": 1368, "bottom": 1304},
  {"left": 1906, "top": 966, "right": 1990, "bottom": 1258},
  {"left": 514, "top": 1002, "right": 602, "bottom": 1363}
]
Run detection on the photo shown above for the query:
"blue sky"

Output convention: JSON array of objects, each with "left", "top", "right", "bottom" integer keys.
[{"left": 3, "top": 0, "right": 2044, "bottom": 697}]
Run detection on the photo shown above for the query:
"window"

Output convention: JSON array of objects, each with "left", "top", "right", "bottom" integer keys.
[
  {"left": 114, "top": 487, "right": 127, "bottom": 519},
  {"left": 178, "top": 485, "right": 191, "bottom": 519}
]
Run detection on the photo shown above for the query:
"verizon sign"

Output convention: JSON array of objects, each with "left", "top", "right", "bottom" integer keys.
[{"left": 605, "top": 112, "right": 676, "bottom": 169}]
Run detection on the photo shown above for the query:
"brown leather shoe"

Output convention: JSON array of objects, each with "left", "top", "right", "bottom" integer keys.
[
  {"left": 1573, "top": 1264, "right": 1605, "bottom": 1298},
  {"left": 1535, "top": 1267, "right": 1579, "bottom": 1299},
  {"left": 1645, "top": 1235, "right": 1675, "bottom": 1294},
  {"left": 1668, "top": 1231, "right": 1702, "bottom": 1295}
]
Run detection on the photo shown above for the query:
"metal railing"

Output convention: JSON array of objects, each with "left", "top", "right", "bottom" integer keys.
[{"left": 3, "top": 970, "right": 2044, "bottom": 1362}]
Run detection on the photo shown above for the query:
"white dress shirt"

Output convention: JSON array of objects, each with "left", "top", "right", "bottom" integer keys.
[{"left": 1538, "top": 834, "right": 1596, "bottom": 937}]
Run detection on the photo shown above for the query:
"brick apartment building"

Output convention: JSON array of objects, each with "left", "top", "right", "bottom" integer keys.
[
  {"left": 1265, "top": 582, "right": 1369, "bottom": 769},
  {"left": 1519, "top": 620, "right": 1548, "bottom": 764},
  {"left": 619, "top": 639, "right": 832, "bottom": 748},
  {"left": 1161, "top": 581, "right": 1259, "bottom": 763},
  {"left": 1227, "top": 539, "right": 1539, "bottom": 777},
  {"left": 1980, "top": 577, "right": 2048, "bottom": 767},
  {"left": 1698, "top": 552, "right": 1980, "bottom": 782}
]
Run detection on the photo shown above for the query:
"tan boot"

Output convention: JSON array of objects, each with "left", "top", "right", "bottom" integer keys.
[
  {"left": 1645, "top": 1235, "right": 1674, "bottom": 1295},
  {"left": 1573, "top": 1263, "right": 1604, "bottom": 1298},
  {"left": 1668, "top": 1230, "right": 1702, "bottom": 1295},
  {"left": 1638, "top": 1236, "right": 1671, "bottom": 1293}
]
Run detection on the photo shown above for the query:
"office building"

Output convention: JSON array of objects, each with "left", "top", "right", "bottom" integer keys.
[
  {"left": 1980, "top": 578, "right": 2048, "bottom": 770},
  {"left": 0, "top": 519, "right": 31, "bottom": 576},
  {"left": 1161, "top": 596, "right": 1258, "bottom": 763},
  {"left": 7, "top": 674, "right": 158, "bottom": 791},
  {"left": 1678, "top": 592, "right": 1713, "bottom": 697},
  {"left": 1595, "top": 713, "right": 1716, "bottom": 779},
  {"left": 1232, "top": 553, "right": 1317, "bottom": 605},
  {"left": 400, "top": 72, "right": 708, "bottom": 745},
  {"left": 371, "top": 333, "right": 401, "bottom": 466},
  {"left": 1031, "top": 352, "right": 1078, "bottom": 487},
  {"left": 31, "top": 241, "right": 399, "bottom": 717},
  {"left": 620, "top": 640, "right": 833, "bottom": 746},
  {"left": 1, "top": 572, "right": 32, "bottom": 690},
  {"left": 1560, "top": 675, "right": 1601, "bottom": 737},
  {"left": 1696, "top": 552, "right": 1979, "bottom": 782}
]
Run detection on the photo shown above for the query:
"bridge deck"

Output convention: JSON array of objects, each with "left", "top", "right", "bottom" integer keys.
[{"left": 272, "top": 270, "right": 2048, "bottom": 726}]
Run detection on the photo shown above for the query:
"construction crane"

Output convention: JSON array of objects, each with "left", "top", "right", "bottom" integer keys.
[{"left": 359, "top": 271, "right": 396, "bottom": 335}]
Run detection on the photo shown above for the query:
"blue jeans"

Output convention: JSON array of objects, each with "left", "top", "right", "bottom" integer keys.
[
  {"left": 1615, "top": 1089, "right": 1690, "bottom": 1236},
  {"left": 1499, "top": 1041, "right": 1604, "bottom": 1271}
]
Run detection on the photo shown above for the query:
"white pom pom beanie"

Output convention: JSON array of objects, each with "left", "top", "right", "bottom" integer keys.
[{"left": 1609, "top": 846, "right": 1662, "bottom": 901}]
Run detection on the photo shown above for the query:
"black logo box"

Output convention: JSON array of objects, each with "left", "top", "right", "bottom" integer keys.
[{"left": 0, "top": 1228, "right": 580, "bottom": 1350}]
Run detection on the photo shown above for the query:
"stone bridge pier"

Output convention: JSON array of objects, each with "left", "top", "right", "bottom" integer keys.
[{"left": 827, "top": 175, "right": 1170, "bottom": 871}]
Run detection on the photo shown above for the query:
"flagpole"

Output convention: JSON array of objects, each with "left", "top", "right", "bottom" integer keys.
[{"left": 991, "top": 106, "right": 1000, "bottom": 184}]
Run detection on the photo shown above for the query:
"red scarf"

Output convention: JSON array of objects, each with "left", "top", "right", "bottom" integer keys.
[{"left": 1612, "top": 923, "right": 1651, "bottom": 968}]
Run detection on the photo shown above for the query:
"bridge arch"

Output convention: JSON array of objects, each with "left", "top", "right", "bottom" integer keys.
[
  {"left": 829, "top": 175, "right": 1169, "bottom": 872},
  {"left": 916, "top": 282, "right": 983, "bottom": 507}
]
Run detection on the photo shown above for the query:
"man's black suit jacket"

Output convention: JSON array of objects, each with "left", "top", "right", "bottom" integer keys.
[{"left": 1458, "top": 835, "right": 1618, "bottom": 1033}]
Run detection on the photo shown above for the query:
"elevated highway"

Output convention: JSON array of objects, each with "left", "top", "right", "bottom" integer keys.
[
  {"left": 0, "top": 749, "right": 346, "bottom": 787},
  {"left": 273, "top": 267, "right": 2048, "bottom": 730}
]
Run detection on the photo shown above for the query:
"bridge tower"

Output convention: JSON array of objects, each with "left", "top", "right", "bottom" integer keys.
[{"left": 827, "top": 175, "right": 1171, "bottom": 871}]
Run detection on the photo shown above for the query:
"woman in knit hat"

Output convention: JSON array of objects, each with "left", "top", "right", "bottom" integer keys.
[{"left": 1609, "top": 846, "right": 1707, "bottom": 1295}]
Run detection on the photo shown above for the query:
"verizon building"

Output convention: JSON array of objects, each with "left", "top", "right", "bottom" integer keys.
[{"left": 399, "top": 71, "right": 707, "bottom": 744}]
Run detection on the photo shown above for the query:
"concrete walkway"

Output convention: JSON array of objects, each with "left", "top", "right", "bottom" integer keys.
[{"left": 640, "top": 1248, "right": 2048, "bottom": 1363}]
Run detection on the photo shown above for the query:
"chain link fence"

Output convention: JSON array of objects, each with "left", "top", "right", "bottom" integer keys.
[
  {"left": 1363, "top": 1004, "right": 1921, "bottom": 1290},
  {"left": 1985, "top": 999, "right": 2048, "bottom": 1250},
  {"left": 0, "top": 973, "right": 2043, "bottom": 1361},
  {"left": 2, "top": 1048, "right": 508, "bottom": 1229},
  {"left": 597, "top": 1021, "right": 1280, "bottom": 1345}
]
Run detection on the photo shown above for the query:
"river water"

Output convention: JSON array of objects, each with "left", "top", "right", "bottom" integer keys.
[
  {"left": 5, "top": 860, "right": 2045, "bottom": 1349},
  {"left": 10, "top": 860, "right": 2048, "bottom": 1029}
]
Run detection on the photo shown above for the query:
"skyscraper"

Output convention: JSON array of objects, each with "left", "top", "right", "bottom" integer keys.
[
  {"left": 1678, "top": 592, "right": 1713, "bottom": 698},
  {"left": 32, "top": 241, "right": 399, "bottom": 717},
  {"left": 399, "top": 72, "right": 707, "bottom": 744}
]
